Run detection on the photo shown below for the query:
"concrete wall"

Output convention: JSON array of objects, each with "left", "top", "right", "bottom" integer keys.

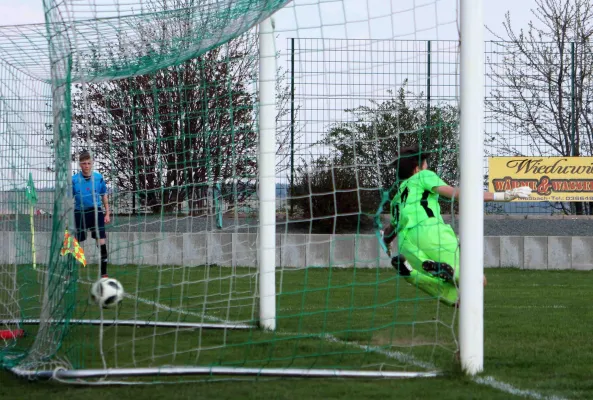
[{"left": 1, "top": 232, "right": 590, "bottom": 270}]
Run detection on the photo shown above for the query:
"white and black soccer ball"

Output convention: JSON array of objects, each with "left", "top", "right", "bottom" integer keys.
[{"left": 90, "top": 278, "right": 124, "bottom": 309}]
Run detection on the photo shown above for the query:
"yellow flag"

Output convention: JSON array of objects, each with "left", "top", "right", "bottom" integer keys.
[{"left": 60, "top": 230, "right": 87, "bottom": 267}]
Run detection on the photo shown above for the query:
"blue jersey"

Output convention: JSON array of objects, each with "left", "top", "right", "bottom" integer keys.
[{"left": 72, "top": 171, "right": 107, "bottom": 211}]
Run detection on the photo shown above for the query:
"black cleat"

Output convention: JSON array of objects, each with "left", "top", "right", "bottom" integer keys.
[
  {"left": 391, "top": 254, "right": 412, "bottom": 276},
  {"left": 422, "top": 260, "right": 455, "bottom": 284}
]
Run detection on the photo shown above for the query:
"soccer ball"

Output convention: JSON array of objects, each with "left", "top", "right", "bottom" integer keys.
[{"left": 90, "top": 278, "right": 124, "bottom": 309}]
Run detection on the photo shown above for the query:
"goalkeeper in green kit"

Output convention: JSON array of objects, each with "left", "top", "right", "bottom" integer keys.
[{"left": 382, "top": 146, "right": 532, "bottom": 306}]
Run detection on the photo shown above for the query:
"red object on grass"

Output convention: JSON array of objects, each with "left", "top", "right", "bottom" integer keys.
[{"left": 0, "top": 329, "right": 24, "bottom": 340}]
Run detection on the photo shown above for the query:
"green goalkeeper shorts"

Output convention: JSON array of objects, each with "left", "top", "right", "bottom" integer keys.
[{"left": 398, "top": 220, "right": 460, "bottom": 306}]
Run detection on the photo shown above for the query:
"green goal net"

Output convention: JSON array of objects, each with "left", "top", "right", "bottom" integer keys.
[{"left": 0, "top": 0, "right": 466, "bottom": 383}]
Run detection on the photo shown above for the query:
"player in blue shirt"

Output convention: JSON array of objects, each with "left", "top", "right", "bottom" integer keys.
[{"left": 72, "top": 151, "right": 111, "bottom": 278}]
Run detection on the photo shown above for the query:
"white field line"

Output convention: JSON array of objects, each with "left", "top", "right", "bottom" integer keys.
[
  {"left": 43, "top": 272, "right": 570, "bottom": 397},
  {"left": 322, "top": 333, "right": 437, "bottom": 371},
  {"left": 473, "top": 376, "right": 568, "bottom": 400},
  {"left": 320, "top": 333, "right": 568, "bottom": 400},
  {"left": 76, "top": 277, "right": 238, "bottom": 324}
]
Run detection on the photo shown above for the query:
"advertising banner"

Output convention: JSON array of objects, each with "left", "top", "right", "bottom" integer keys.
[{"left": 488, "top": 157, "right": 593, "bottom": 202}]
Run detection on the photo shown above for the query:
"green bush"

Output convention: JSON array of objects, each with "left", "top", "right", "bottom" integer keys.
[{"left": 289, "top": 159, "right": 380, "bottom": 233}]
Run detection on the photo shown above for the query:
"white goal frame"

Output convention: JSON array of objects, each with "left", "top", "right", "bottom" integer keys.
[
  {"left": 6, "top": 0, "right": 485, "bottom": 381},
  {"left": 458, "top": 0, "right": 485, "bottom": 376}
]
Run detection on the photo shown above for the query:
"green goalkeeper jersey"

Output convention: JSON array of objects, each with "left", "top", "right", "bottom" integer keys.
[{"left": 390, "top": 169, "right": 447, "bottom": 232}]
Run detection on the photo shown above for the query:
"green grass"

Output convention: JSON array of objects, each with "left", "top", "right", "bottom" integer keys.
[{"left": 2, "top": 267, "right": 593, "bottom": 399}]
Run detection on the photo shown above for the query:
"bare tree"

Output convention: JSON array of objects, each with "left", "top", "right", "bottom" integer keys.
[
  {"left": 487, "top": 0, "right": 593, "bottom": 214},
  {"left": 71, "top": 0, "right": 296, "bottom": 214},
  {"left": 72, "top": 37, "right": 257, "bottom": 214}
]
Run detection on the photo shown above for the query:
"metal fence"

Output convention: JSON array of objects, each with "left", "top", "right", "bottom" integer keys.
[
  {"left": 281, "top": 38, "right": 458, "bottom": 167},
  {"left": 3, "top": 39, "right": 592, "bottom": 217},
  {"left": 282, "top": 38, "right": 593, "bottom": 215}
]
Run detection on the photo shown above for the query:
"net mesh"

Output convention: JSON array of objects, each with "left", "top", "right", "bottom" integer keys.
[{"left": 1, "top": 0, "right": 462, "bottom": 382}]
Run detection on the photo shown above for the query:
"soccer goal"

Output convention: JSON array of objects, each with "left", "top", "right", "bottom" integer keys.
[{"left": 0, "top": 0, "right": 484, "bottom": 383}]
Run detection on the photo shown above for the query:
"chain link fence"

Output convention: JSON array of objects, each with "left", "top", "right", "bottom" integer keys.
[{"left": 282, "top": 38, "right": 593, "bottom": 215}]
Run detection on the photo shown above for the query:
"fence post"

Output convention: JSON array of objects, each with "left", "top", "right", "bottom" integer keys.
[
  {"left": 571, "top": 41, "right": 576, "bottom": 157},
  {"left": 290, "top": 38, "right": 296, "bottom": 215},
  {"left": 427, "top": 40, "right": 431, "bottom": 126}
]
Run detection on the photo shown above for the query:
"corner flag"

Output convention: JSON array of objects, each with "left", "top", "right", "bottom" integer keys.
[
  {"left": 26, "top": 173, "right": 38, "bottom": 269},
  {"left": 60, "top": 230, "right": 87, "bottom": 267}
]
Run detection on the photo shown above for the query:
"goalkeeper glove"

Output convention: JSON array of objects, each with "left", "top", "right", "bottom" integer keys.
[{"left": 493, "top": 186, "right": 532, "bottom": 202}]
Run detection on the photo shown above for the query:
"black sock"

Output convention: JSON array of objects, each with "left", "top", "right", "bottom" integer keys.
[
  {"left": 100, "top": 244, "right": 108, "bottom": 276},
  {"left": 391, "top": 255, "right": 411, "bottom": 276}
]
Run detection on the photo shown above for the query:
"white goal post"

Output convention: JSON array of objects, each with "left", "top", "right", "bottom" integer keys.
[
  {"left": 0, "top": 0, "right": 486, "bottom": 382},
  {"left": 258, "top": 16, "right": 277, "bottom": 332},
  {"left": 459, "top": 0, "right": 485, "bottom": 375}
]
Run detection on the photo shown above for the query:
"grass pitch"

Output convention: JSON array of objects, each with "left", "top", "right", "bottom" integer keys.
[{"left": 1, "top": 267, "right": 592, "bottom": 399}]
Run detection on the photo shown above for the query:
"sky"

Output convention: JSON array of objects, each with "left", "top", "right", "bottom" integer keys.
[
  {"left": 0, "top": 0, "right": 543, "bottom": 88},
  {"left": 0, "top": 0, "right": 544, "bottom": 191},
  {"left": 0, "top": 0, "right": 543, "bottom": 91},
  {"left": 0, "top": 0, "right": 538, "bottom": 39}
]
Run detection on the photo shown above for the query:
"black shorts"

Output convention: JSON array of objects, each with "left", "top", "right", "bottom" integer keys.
[{"left": 74, "top": 209, "right": 106, "bottom": 242}]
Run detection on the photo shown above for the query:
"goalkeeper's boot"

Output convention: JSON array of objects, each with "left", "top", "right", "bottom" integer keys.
[
  {"left": 422, "top": 260, "right": 455, "bottom": 284},
  {"left": 391, "top": 254, "right": 412, "bottom": 276}
]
